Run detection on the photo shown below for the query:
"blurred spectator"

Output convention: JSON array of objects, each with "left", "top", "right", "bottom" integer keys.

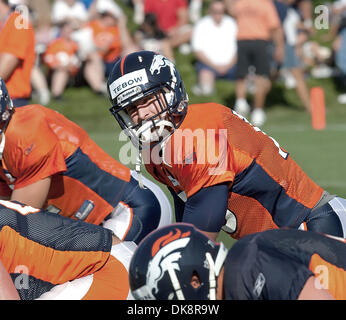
[
  {"left": 292, "top": 0, "right": 314, "bottom": 34},
  {"left": 51, "top": 0, "right": 89, "bottom": 26},
  {"left": 280, "top": 1, "right": 311, "bottom": 113},
  {"left": 322, "top": 0, "right": 346, "bottom": 42},
  {"left": 226, "top": 0, "right": 285, "bottom": 127},
  {"left": 43, "top": 20, "right": 80, "bottom": 100},
  {"left": 87, "top": 0, "right": 137, "bottom": 77},
  {"left": 6, "top": 0, "right": 52, "bottom": 105},
  {"left": 132, "top": 0, "right": 144, "bottom": 25},
  {"left": 189, "top": 0, "right": 203, "bottom": 24},
  {"left": 88, "top": 0, "right": 122, "bottom": 20},
  {"left": 0, "top": 0, "right": 35, "bottom": 107},
  {"left": 333, "top": 21, "right": 346, "bottom": 104},
  {"left": 191, "top": 0, "right": 237, "bottom": 96},
  {"left": 8, "top": 0, "right": 27, "bottom": 5},
  {"left": 80, "top": 0, "right": 95, "bottom": 9},
  {"left": 134, "top": 0, "right": 204, "bottom": 25},
  {"left": 334, "top": 27, "right": 346, "bottom": 77},
  {"left": 134, "top": 0, "right": 193, "bottom": 55},
  {"left": 326, "top": 0, "right": 346, "bottom": 103},
  {"left": 301, "top": 40, "right": 332, "bottom": 78},
  {"left": 51, "top": 0, "right": 107, "bottom": 96},
  {"left": 29, "top": 0, "right": 57, "bottom": 105},
  {"left": 134, "top": 13, "right": 174, "bottom": 61}
]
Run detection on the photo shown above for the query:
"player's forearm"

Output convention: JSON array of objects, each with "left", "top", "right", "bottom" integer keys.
[
  {"left": 0, "top": 260, "right": 20, "bottom": 300},
  {"left": 10, "top": 177, "right": 52, "bottom": 209},
  {"left": 0, "top": 53, "right": 19, "bottom": 81}
]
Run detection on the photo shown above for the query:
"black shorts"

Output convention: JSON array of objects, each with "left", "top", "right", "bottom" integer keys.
[{"left": 236, "top": 40, "right": 271, "bottom": 79}]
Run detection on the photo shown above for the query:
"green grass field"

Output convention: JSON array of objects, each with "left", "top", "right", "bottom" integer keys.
[{"left": 41, "top": 49, "right": 346, "bottom": 248}]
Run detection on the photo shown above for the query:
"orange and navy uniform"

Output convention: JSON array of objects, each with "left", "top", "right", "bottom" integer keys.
[
  {"left": 43, "top": 37, "right": 80, "bottom": 75},
  {"left": 87, "top": 19, "right": 122, "bottom": 63},
  {"left": 0, "top": 104, "right": 164, "bottom": 243},
  {"left": 145, "top": 103, "right": 324, "bottom": 239},
  {"left": 224, "top": 229, "right": 346, "bottom": 299},
  {"left": 0, "top": 104, "right": 132, "bottom": 226},
  {"left": 0, "top": 11, "right": 35, "bottom": 100},
  {"left": 0, "top": 199, "right": 116, "bottom": 300}
]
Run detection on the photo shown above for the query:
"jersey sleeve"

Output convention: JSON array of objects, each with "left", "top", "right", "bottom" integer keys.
[
  {"left": 2, "top": 13, "right": 33, "bottom": 60},
  {"left": 224, "top": 237, "right": 314, "bottom": 300},
  {"left": 183, "top": 183, "right": 229, "bottom": 232},
  {"left": 6, "top": 120, "right": 67, "bottom": 189}
]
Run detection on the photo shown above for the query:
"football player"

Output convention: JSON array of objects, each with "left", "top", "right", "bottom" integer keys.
[
  {"left": 0, "top": 199, "right": 135, "bottom": 300},
  {"left": 107, "top": 50, "right": 346, "bottom": 241},
  {"left": 0, "top": 78, "right": 172, "bottom": 244},
  {"left": 129, "top": 223, "right": 346, "bottom": 300}
]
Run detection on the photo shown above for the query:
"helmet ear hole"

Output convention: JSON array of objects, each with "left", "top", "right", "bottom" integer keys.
[{"left": 190, "top": 270, "right": 202, "bottom": 289}]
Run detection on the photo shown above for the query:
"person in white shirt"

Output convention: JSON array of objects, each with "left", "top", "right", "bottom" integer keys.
[
  {"left": 281, "top": 5, "right": 311, "bottom": 113},
  {"left": 51, "top": 0, "right": 89, "bottom": 26},
  {"left": 191, "top": 0, "right": 237, "bottom": 96}
]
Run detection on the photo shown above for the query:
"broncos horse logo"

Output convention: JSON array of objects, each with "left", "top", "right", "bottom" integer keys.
[
  {"left": 146, "top": 228, "right": 191, "bottom": 295},
  {"left": 150, "top": 54, "right": 175, "bottom": 76},
  {"left": 149, "top": 54, "right": 177, "bottom": 105}
]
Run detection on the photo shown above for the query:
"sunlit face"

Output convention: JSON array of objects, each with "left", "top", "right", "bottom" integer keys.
[{"left": 126, "top": 92, "right": 167, "bottom": 125}]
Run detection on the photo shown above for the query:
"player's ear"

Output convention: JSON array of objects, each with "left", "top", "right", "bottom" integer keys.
[{"left": 190, "top": 271, "right": 201, "bottom": 289}]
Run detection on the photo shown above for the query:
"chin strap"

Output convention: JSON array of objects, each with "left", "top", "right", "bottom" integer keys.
[
  {"left": 134, "top": 119, "right": 174, "bottom": 189},
  {"left": 167, "top": 263, "right": 185, "bottom": 300},
  {"left": 206, "top": 242, "right": 228, "bottom": 300},
  {"left": 135, "top": 144, "right": 146, "bottom": 190}
]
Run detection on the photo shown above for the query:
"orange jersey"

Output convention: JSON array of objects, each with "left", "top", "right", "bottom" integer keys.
[
  {"left": 0, "top": 200, "right": 112, "bottom": 299},
  {"left": 36, "top": 242, "right": 135, "bottom": 300},
  {"left": 0, "top": 104, "right": 131, "bottom": 225},
  {"left": 145, "top": 103, "right": 324, "bottom": 239},
  {"left": 43, "top": 37, "right": 80, "bottom": 75},
  {"left": 88, "top": 20, "right": 122, "bottom": 63},
  {"left": 0, "top": 12, "right": 35, "bottom": 99},
  {"left": 0, "top": 199, "right": 132, "bottom": 300}
]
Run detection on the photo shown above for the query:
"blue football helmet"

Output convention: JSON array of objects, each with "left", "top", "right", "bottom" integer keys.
[
  {"left": 107, "top": 51, "right": 188, "bottom": 149},
  {"left": 129, "top": 223, "right": 228, "bottom": 300},
  {"left": 0, "top": 78, "right": 14, "bottom": 135}
]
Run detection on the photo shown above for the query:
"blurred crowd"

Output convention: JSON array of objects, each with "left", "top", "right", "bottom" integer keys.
[{"left": 2, "top": 0, "right": 346, "bottom": 125}]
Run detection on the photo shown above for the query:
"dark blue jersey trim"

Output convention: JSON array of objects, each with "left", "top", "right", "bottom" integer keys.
[{"left": 64, "top": 147, "right": 128, "bottom": 207}]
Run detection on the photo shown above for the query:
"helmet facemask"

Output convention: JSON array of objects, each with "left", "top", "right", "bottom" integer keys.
[{"left": 111, "top": 84, "right": 187, "bottom": 150}]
